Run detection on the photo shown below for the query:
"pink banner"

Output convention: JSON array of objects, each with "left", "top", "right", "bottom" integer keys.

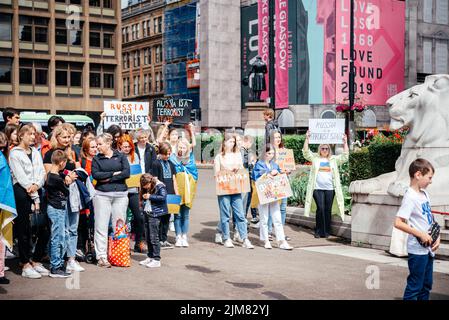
[
  {"left": 335, "top": 0, "right": 405, "bottom": 106},
  {"left": 275, "top": 0, "right": 289, "bottom": 109},
  {"left": 258, "top": 0, "right": 270, "bottom": 101}
]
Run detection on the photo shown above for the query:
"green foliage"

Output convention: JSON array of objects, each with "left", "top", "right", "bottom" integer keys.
[
  {"left": 288, "top": 172, "right": 310, "bottom": 207},
  {"left": 283, "top": 135, "right": 318, "bottom": 164},
  {"left": 368, "top": 140, "right": 402, "bottom": 177},
  {"left": 349, "top": 147, "right": 373, "bottom": 182}
]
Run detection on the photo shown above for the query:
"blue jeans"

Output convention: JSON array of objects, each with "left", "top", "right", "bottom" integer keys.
[
  {"left": 65, "top": 205, "right": 80, "bottom": 259},
  {"left": 268, "top": 198, "right": 287, "bottom": 234},
  {"left": 218, "top": 194, "right": 248, "bottom": 241},
  {"left": 404, "top": 253, "right": 434, "bottom": 300},
  {"left": 174, "top": 205, "right": 190, "bottom": 236},
  {"left": 47, "top": 205, "right": 66, "bottom": 270}
]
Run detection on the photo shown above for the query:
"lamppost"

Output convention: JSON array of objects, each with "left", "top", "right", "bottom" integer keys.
[
  {"left": 345, "top": 0, "right": 355, "bottom": 148},
  {"left": 269, "top": 0, "right": 275, "bottom": 110}
]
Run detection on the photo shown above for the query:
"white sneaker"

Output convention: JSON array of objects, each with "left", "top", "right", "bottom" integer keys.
[
  {"left": 264, "top": 241, "right": 272, "bottom": 249},
  {"left": 33, "top": 263, "right": 50, "bottom": 276},
  {"left": 242, "top": 239, "right": 254, "bottom": 249},
  {"left": 224, "top": 239, "right": 234, "bottom": 248},
  {"left": 175, "top": 235, "right": 183, "bottom": 247},
  {"left": 4, "top": 266, "right": 10, "bottom": 271},
  {"left": 66, "top": 260, "right": 85, "bottom": 273},
  {"left": 22, "top": 267, "right": 42, "bottom": 279},
  {"left": 169, "top": 221, "right": 175, "bottom": 232},
  {"left": 279, "top": 241, "right": 293, "bottom": 250},
  {"left": 146, "top": 260, "right": 161, "bottom": 268},
  {"left": 5, "top": 249, "right": 16, "bottom": 260},
  {"left": 215, "top": 233, "right": 223, "bottom": 244},
  {"left": 233, "top": 230, "right": 243, "bottom": 243},
  {"left": 139, "top": 257, "right": 153, "bottom": 266},
  {"left": 181, "top": 234, "right": 189, "bottom": 247}
]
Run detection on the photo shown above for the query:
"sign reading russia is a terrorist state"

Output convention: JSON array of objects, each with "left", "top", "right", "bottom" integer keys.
[
  {"left": 152, "top": 98, "right": 192, "bottom": 125},
  {"left": 103, "top": 101, "right": 150, "bottom": 130},
  {"left": 309, "top": 119, "right": 345, "bottom": 145}
]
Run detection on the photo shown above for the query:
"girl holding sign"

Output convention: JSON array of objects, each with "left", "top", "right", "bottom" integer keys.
[
  {"left": 253, "top": 144, "right": 293, "bottom": 250},
  {"left": 302, "top": 131, "right": 349, "bottom": 238}
]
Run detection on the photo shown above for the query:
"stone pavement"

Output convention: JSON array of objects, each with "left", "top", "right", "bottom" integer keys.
[{"left": 1, "top": 169, "right": 448, "bottom": 300}]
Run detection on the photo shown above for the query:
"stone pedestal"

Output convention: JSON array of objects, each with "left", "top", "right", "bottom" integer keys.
[{"left": 243, "top": 102, "right": 269, "bottom": 137}]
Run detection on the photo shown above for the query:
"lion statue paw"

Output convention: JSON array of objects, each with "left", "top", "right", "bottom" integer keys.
[
  {"left": 349, "top": 178, "right": 382, "bottom": 194},
  {"left": 387, "top": 181, "right": 409, "bottom": 197}
]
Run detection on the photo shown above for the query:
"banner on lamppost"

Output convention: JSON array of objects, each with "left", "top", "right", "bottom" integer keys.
[
  {"left": 275, "top": 0, "right": 289, "bottom": 109},
  {"left": 258, "top": 0, "right": 270, "bottom": 101}
]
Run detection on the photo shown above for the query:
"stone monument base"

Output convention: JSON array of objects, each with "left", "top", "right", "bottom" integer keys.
[{"left": 243, "top": 102, "right": 269, "bottom": 137}]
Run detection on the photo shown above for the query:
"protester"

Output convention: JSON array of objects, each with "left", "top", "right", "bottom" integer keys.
[
  {"left": 9, "top": 125, "right": 49, "bottom": 279},
  {"left": 73, "top": 129, "right": 95, "bottom": 159},
  {"left": 168, "top": 128, "right": 179, "bottom": 154},
  {"left": 43, "top": 125, "right": 80, "bottom": 172},
  {"left": 252, "top": 144, "right": 293, "bottom": 250},
  {"left": 118, "top": 134, "right": 146, "bottom": 253},
  {"left": 263, "top": 109, "right": 279, "bottom": 145},
  {"left": 47, "top": 115, "right": 65, "bottom": 140},
  {"left": 91, "top": 133, "right": 130, "bottom": 267},
  {"left": 213, "top": 133, "right": 254, "bottom": 249},
  {"left": 134, "top": 129, "right": 157, "bottom": 175},
  {"left": 80, "top": 137, "right": 97, "bottom": 176},
  {"left": 4, "top": 124, "right": 19, "bottom": 150},
  {"left": 152, "top": 142, "right": 178, "bottom": 249},
  {"left": 106, "top": 125, "right": 123, "bottom": 150},
  {"left": 169, "top": 138, "right": 198, "bottom": 247},
  {"left": 302, "top": 131, "right": 349, "bottom": 238},
  {"left": 31, "top": 123, "right": 51, "bottom": 158},
  {"left": 394, "top": 159, "right": 440, "bottom": 300},
  {"left": 139, "top": 174, "right": 168, "bottom": 268},
  {"left": 156, "top": 121, "right": 171, "bottom": 144},
  {"left": 73, "top": 131, "right": 82, "bottom": 147},
  {"left": 46, "top": 150, "right": 72, "bottom": 278},
  {"left": 2, "top": 108, "right": 20, "bottom": 126}
]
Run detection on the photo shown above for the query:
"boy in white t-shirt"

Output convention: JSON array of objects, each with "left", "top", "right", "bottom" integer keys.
[{"left": 394, "top": 158, "right": 440, "bottom": 300}]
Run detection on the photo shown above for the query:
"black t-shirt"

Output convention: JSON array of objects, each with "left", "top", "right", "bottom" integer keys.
[
  {"left": 46, "top": 172, "right": 69, "bottom": 209},
  {"left": 43, "top": 148, "right": 79, "bottom": 171},
  {"left": 152, "top": 159, "right": 176, "bottom": 195}
]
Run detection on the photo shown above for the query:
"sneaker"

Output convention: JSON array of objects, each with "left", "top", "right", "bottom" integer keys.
[
  {"left": 66, "top": 260, "right": 85, "bottom": 273},
  {"left": 285, "top": 235, "right": 291, "bottom": 241},
  {"left": 4, "top": 266, "right": 10, "bottom": 272},
  {"left": 169, "top": 221, "right": 175, "bottom": 232},
  {"left": 224, "top": 239, "right": 234, "bottom": 248},
  {"left": 242, "top": 238, "right": 254, "bottom": 249},
  {"left": 251, "top": 222, "right": 260, "bottom": 229},
  {"left": 33, "top": 263, "right": 50, "bottom": 276},
  {"left": 181, "top": 234, "right": 189, "bottom": 247},
  {"left": 97, "top": 257, "right": 111, "bottom": 268},
  {"left": 264, "top": 241, "right": 272, "bottom": 249},
  {"left": 251, "top": 217, "right": 260, "bottom": 224},
  {"left": 21, "top": 267, "right": 42, "bottom": 279},
  {"left": 279, "top": 241, "right": 293, "bottom": 250},
  {"left": 161, "top": 241, "right": 174, "bottom": 250},
  {"left": 5, "top": 249, "right": 16, "bottom": 260},
  {"left": 146, "top": 260, "right": 161, "bottom": 268},
  {"left": 0, "top": 277, "right": 10, "bottom": 284},
  {"left": 175, "top": 235, "right": 183, "bottom": 247},
  {"left": 233, "top": 230, "right": 243, "bottom": 243},
  {"left": 139, "top": 257, "right": 153, "bottom": 266},
  {"left": 75, "top": 249, "right": 85, "bottom": 260},
  {"left": 268, "top": 234, "right": 274, "bottom": 241},
  {"left": 215, "top": 233, "right": 223, "bottom": 244},
  {"left": 49, "top": 268, "right": 71, "bottom": 278}
]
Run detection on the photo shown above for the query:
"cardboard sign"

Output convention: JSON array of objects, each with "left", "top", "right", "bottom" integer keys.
[
  {"left": 309, "top": 119, "right": 345, "bottom": 144},
  {"left": 152, "top": 98, "right": 192, "bottom": 125},
  {"left": 125, "top": 164, "right": 142, "bottom": 188},
  {"left": 104, "top": 101, "right": 150, "bottom": 130},
  {"left": 276, "top": 149, "right": 295, "bottom": 172},
  {"left": 215, "top": 169, "right": 251, "bottom": 196},
  {"left": 255, "top": 173, "right": 293, "bottom": 205}
]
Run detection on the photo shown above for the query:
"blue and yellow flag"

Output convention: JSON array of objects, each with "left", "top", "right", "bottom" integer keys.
[
  {"left": 167, "top": 194, "right": 181, "bottom": 214},
  {"left": 126, "top": 164, "right": 143, "bottom": 189},
  {"left": 0, "top": 153, "right": 17, "bottom": 250}
]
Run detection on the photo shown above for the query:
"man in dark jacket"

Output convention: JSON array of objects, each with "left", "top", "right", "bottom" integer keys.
[
  {"left": 264, "top": 109, "right": 279, "bottom": 145},
  {"left": 135, "top": 130, "right": 157, "bottom": 175}
]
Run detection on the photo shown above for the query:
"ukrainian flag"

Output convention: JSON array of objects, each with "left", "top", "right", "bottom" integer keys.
[
  {"left": 167, "top": 194, "right": 181, "bottom": 214},
  {"left": 126, "top": 164, "right": 143, "bottom": 189},
  {"left": 0, "top": 153, "right": 17, "bottom": 250}
]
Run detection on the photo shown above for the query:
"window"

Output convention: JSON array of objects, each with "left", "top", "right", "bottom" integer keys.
[
  {"left": 143, "top": 21, "right": 147, "bottom": 37},
  {"left": 19, "top": 16, "right": 32, "bottom": 42},
  {"left": 134, "top": 51, "right": 140, "bottom": 68},
  {"left": 71, "top": 70, "right": 82, "bottom": 87},
  {"left": 149, "top": 74, "right": 152, "bottom": 93},
  {"left": 19, "top": 59, "right": 48, "bottom": 86},
  {"left": 103, "top": 0, "right": 112, "bottom": 9},
  {"left": 35, "top": 62, "right": 48, "bottom": 85},
  {"left": 436, "top": 0, "right": 449, "bottom": 24},
  {"left": 423, "top": 38, "right": 433, "bottom": 73},
  {"left": 56, "top": 62, "right": 83, "bottom": 87},
  {"left": 137, "top": 24, "right": 140, "bottom": 39},
  {"left": 104, "top": 73, "right": 114, "bottom": 89},
  {"left": 155, "top": 72, "right": 160, "bottom": 92},
  {"left": 143, "top": 74, "right": 148, "bottom": 94},
  {"left": 0, "top": 58, "right": 12, "bottom": 84},
  {"left": 56, "top": 28, "right": 67, "bottom": 44},
  {"left": 146, "top": 20, "right": 151, "bottom": 36},
  {"left": 155, "top": 46, "right": 162, "bottom": 64},
  {"left": 56, "top": 19, "right": 83, "bottom": 46},
  {"left": 19, "top": 17, "right": 49, "bottom": 43},
  {"left": 89, "top": 0, "right": 100, "bottom": 6},
  {"left": 90, "top": 23, "right": 114, "bottom": 49},
  {"left": 132, "top": 25, "right": 136, "bottom": 41},
  {"left": 157, "top": 17, "right": 162, "bottom": 34},
  {"left": 144, "top": 49, "right": 149, "bottom": 65},
  {"left": 154, "top": 18, "right": 158, "bottom": 35},
  {"left": 90, "top": 32, "right": 101, "bottom": 47},
  {"left": 90, "top": 72, "right": 101, "bottom": 87},
  {"left": 56, "top": 69, "right": 68, "bottom": 86},
  {"left": 0, "top": 14, "right": 12, "bottom": 41},
  {"left": 423, "top": 0, "right": 433, "bottom": 23},
  {"left": 123, "top": 53, "right": 129, "bottom": 69},
  {"left": 90, "top": 64, "right": 114, "bottom": 90},
  {"left": 122, "top": 27, "right": 127, "bottom": 43},
  {"left": 436, "top": 40, "right": 448, "bottom": 73},
  {"left": 123, "top": 78, "right": 128, "bottom": 97},
  {"left": 134, "top": 76, "right": 140, "bottom": 95},
  {"left": 103, "top": 33, "right": 113, "bottom": 48}
]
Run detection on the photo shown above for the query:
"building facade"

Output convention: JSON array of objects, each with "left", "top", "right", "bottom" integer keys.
[
  {"left": 0, "top": 0, "right": 122, "bottom": 116},
  {"left": 121, "top": 0, "right": 165, "bottom": 105}
]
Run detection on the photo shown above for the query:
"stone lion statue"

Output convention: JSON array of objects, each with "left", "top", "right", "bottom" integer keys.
[{"left": 350, "top": 74, "right": 449, "bottom": 197}]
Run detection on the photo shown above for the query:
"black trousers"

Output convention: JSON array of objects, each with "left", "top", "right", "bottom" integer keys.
[
  {"left": 144, "top": 214, "right": 161, "bottom": 261},
  {"left": 313, "top": 190, "right": 335, "bottom": 237},
  {"left": 128, "top": 193, "right": 144, "bottom": 245},
  {"left": 159, "top": 214, "right": 170, "bottom": 243}
]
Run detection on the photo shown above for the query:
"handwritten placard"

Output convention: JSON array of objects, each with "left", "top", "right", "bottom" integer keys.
[
  {"left": 309, "top": 119, "right": 345, "bottom": 144},
  {"left": 152, "top": 98, "right": 192, "bottom": 125},
  {"left": 255, "top": 173, "right": 293, "bottom": 205},
  {"left": 104, "top": 101, "right": 150, "bottom": 130},
  {"left": 215, "top": 169, "right": 251, "bottom": 196},
  {"left": 276, "top": 149, "right": 295, "bottom": 172}
]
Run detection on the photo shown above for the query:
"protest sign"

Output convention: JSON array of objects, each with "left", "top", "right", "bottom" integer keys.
[
  {"left": 215, "top": 169, "right": 251, "bottom": 196},
  {"left": 152, "top": 98, "right": 192, "bottom": 125},
  {"left": 125, "top": 164, "right": 142, "bottom": 188},
  {"left": 309, "top": 119, "right": 345, "bottom": 144},
  {"left": 255, "top": 173, "right": 293, "bottom": 205},
  {"left": 103, "top": 101, "right": 150, "bottom": 130},
  {"left": 276, "top": 149, "right": 296, "bottom": 172}
]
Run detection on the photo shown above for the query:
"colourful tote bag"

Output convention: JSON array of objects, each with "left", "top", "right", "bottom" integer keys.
[
  {"left": 167, "top": 194, "right": 182, "bottom": 214},
  {"left": 108, "top": 219, "right": 131, "bottom": 267}
]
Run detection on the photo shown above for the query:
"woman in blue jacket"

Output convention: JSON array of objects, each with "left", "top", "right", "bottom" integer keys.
[{"left": 253, "top": 144, "right": 293, "bottom": 250}]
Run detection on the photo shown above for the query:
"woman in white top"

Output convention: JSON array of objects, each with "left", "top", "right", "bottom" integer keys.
[{"left": 214, "top": 133, "right": 254, "bottom": 249}]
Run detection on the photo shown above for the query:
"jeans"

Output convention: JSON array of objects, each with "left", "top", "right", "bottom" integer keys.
[
  {"left": 268, "top": 198, "right": 287, "bottom": 234},
  {"left": 47, "top": 205, "right": 66, "bottom": 270},
  {"left": 65, "top": 204, "right": 79, "bottom": 259},
  {"left": 128, "top": 192, "right": 144, "bottom": 244},
  {"left": 93, "top": 194, "right": 129, "bottom": 260},
  {"left": 217, "top": 194, "right": 248, "bottom": 241},
  {"left": 144, "top": 214, "right": 161, "bottom": 261},
  {"left": 174, "top": 205, "right": 190, "bottom": 236},
  {"left": 259, "top": 201, "right": 285, "bottom": 242},
  {"left": 159, "top": 214, "right": 170, "bottom": 242},
  {"left": 313, "top": 190, "right": 335, "bottom": 237},
  {"left": 403, "top": 253, "right": 434, "bottom": 300}
]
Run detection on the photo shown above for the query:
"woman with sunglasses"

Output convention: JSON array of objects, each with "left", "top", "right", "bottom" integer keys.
[{"left": 302, "top": 131, "right": 349, "bottom": 238}]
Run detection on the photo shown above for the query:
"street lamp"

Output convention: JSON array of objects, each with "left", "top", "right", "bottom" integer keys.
[{"left": 345, "top": 0, "right": 356, "bottom": 148}]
